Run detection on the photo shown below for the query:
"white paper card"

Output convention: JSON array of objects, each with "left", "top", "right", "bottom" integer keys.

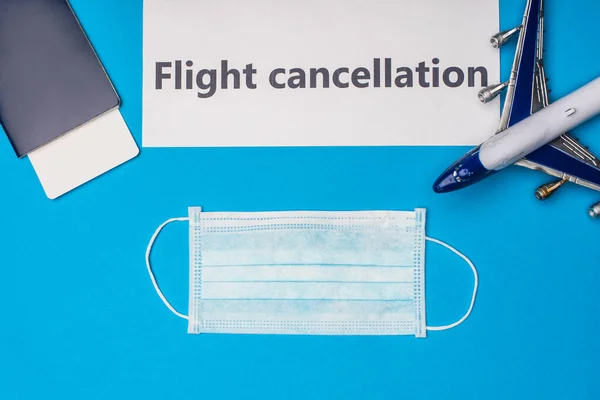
[
  {"left": 143, "top": 0, "right": 499, "bottom": 147},
  {"left": 29, "top": 109, "right": 139, "bottom": 199}
]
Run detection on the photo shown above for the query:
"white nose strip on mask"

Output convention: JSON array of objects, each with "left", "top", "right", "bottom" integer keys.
[{"left": 145, "top": 207, "right": 478, "bottom": 337}]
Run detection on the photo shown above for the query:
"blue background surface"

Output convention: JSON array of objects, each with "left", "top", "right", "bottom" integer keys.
[{"left": 1, "top": 0, "right": 599, "bottom": 398}]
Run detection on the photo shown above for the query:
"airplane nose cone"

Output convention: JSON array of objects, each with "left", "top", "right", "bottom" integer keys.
[{"left": 432, "top": 146, "right": 493, "bottom": 194}]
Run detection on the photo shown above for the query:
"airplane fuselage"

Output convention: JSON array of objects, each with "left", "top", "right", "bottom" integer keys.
[{"left": 433, "top": 77, "right": 600, "bottom": 193}]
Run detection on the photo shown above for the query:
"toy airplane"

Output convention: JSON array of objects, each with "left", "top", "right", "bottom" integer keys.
[{"left": 432, "top": 0, "right": 600, "bottom": 219}]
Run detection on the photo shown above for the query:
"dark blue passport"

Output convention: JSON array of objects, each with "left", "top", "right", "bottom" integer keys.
[{"left": 0, "top": 0, "right": 120, "bottom": 158}]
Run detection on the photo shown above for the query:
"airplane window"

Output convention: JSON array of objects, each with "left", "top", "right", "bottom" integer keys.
[{"left": 458, "top": 168, "right": 470, "bottom": 178}]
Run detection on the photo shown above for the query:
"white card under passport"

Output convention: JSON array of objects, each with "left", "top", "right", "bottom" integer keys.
[
  {"left": 143, "top": 0, "right": 499, "bottom": 147},
  {"left": 29, "top": 109, "right": 139, "bottom": 199}
]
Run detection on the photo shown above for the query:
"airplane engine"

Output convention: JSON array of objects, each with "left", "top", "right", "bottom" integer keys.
[
  {"left": 490, "top": 26, "right": 522, "bottom": 48},
  {"left": 478, "top": 81, "right": 509, "bottom": 104},
  {"left": 534, "top": 179, "right": 567, "bottom": 201},
  {"left": 589, "top": 202, "right": 600, "bottom": 219}
]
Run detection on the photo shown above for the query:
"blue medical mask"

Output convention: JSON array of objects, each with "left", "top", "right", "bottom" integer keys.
[{"left": 145, "top": 207, "right": 478, "bottom": 337}]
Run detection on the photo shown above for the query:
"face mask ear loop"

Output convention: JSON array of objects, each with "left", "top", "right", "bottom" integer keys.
[
  {"left": 425, "top": 237, "right": 479, "bottom": 331},
  {"left": 145, "top": 217, "right": 190, "bottom": 320}
]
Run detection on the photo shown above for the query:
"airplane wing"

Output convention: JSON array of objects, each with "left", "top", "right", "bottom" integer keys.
[{"left": 496, "top": 0, "right": 600, "bottom": 192}]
